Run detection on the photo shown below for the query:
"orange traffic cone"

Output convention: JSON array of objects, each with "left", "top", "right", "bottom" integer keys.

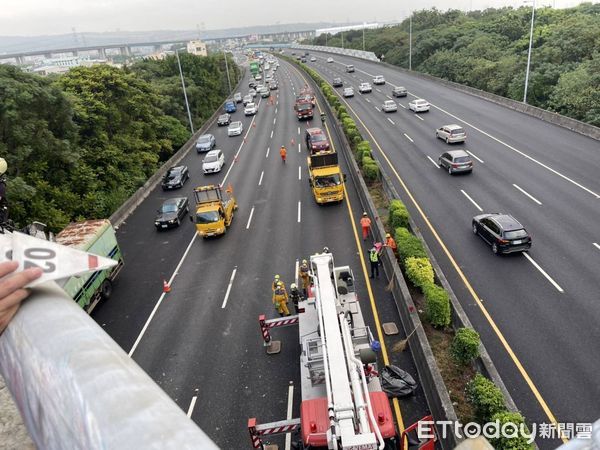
[{"left": 163, "top": 280, "right": 171, "bottom": 293}]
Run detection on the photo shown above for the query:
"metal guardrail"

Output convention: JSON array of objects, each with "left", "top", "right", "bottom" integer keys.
[
  {"left": 0, "top": 282, "right": 218, "bottom": 449},
  {"left": 290, "top": 44, "right": 380, "bottom": 62}
]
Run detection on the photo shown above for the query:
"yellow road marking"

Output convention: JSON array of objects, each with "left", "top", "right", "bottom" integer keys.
[
  {"left": 332, "top": 80, "right": 566, "bottom": 443},
  {"left": 290, "top": 62, "right": 406, "bottom": 435}
]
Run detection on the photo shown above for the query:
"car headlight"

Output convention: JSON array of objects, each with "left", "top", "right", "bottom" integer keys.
[
  {"left": 169, "top": 219, "right": 176, "bottom": 223},
  {"left": 155, "top": 222, "right": 160, "bottom": 226}
]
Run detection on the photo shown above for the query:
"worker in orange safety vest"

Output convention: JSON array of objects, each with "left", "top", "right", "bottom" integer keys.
[
  {"left": 360, "top": 212, "right": 372, "bottom": 241},
  {"left": 298, "top": 260, "right": 310, "bottom": 296},
  {"left": 384, "top": 233, "right": 397, "bottom": 255}
]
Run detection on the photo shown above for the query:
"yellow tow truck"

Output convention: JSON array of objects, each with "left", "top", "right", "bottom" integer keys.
[
  {"left": 307, "top": 152, "right": 346, "bottom": 204},
  {"left": 191, "top": 185, "right": 237, "bottom": 237}
]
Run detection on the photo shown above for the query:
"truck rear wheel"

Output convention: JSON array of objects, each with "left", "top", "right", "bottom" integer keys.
[{"left": 100, "top": 279, "right": 113, "bottom": 300}]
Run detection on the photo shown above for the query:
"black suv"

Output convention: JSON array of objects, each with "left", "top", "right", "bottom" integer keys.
[
  {"left": 217, "top": 113, "right": 231, "bottom": 126},
  {"left": 332, "top": 78, "right": 343, "bottom": 87},
  {"left": 161, "top": 165, "right": 189, "bottom": 190},
  {"left": 472, "top": 213, "right": 532, "bottom": 254}
]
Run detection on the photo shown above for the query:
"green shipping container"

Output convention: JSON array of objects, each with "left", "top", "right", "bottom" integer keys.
[{"left": 56, "top": 219, "right": 124, "bottom": 313}]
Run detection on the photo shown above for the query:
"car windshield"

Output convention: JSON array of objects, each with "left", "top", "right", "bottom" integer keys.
[
  {"left": 315, "top": 174, "right": 342, "bottom": 188},
  {"left": 298, "top": 104, "right": 312, "bottom": 111},
  {"left": 219, "top": 115, "right": 228, "bottom": 120},
  {"left": 230, "top": 122, "right": 240, "bottom": 128},
  {"left": 196, "top": 211, "right": 220, "bottom": 224},
  {"left": 166, "top": 169, "right": 181, "bottom": 179},
  {"left": 504, "top": 229, "right": 528, "bottom": 239},
  {"left": 453, "top": 156, "right": 471, "bottom": 163},
  {"left": 198, "top": 136, "right": 211, "bottom": 144},
  {"left": 204, "top": 154, "right": 218, "bottom": 163},
  {"left": 161, "top": 203, "right": 178, "bottom": 213},
  {"left": 311, "top": 134, "right": 326, "bottom": 142},
  {"left": 451, "top": 128, "right": 465, "bottom": 135}
]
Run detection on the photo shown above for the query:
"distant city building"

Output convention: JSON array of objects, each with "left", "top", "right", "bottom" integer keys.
[
  {"left": 31, "top": 56, "right": 110, "bottom": 76},
  {"left": 186, "top": 40, "right": 207, "bottom": 56}
]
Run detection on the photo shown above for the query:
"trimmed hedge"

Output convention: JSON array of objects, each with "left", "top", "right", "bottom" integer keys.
[
  {"left": 451, "top": 328, "right": 480, "bottom": 365},
  {"left": 423, "top": 282, "right": 451, "bottom": 328},
  {"left": 489, "top": 411, "right": 534, "bottom": 450},
  {"left": 466, "top": 374, "right": 507, "bottom": 422},
  {"left": 395, "top": 227, "right": 428, "bottom": 262},
  {"left": 388, "top": 199, "right": 410, "bottom": 230},
  {"left": 405, "top": 257, "right": 434, "bottom": 289},
  {"left": 363, "top": 162, "right": 379, "bottom": 182}
]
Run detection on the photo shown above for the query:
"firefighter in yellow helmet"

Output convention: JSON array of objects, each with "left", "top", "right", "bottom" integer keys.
[
  {"left": 298, "top": 259, "right": 310, "bottom": 296},
  {"left": 272, "top": 274, "right": 286, "bottom": 292},
  {"left": 272, "top": 282, "right": 290, "bottom": 317}
]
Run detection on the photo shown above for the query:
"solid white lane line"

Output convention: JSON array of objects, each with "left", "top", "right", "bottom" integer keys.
[
  {"left": 129, "top": 232, "right": 198, "bottom": 356},
  {"left": 466, "top": 150, "right": 484, "bottom": 164},
  {"left": 403, "top": 133, "right": 414, "bottom": 143},
  {"left": 221, "top": 267, "right": 238, "bottom": 308},
  {"left": 376, "top": 88, "right": 382, "bottom": 93},
  {"left": 265, "top": 147, "right": 270, "bottom": 158},
  {"left": 246, "top": 207, "right": 255, "bottom": 229},
  {"left": 429, "top": 102, "right": 600, "bottom": 199},
  {"left": 298, "top": 166, "right": 302, "bottom": 180},
  {"left": 387, "top": 118, "right": 395, "bottom": 125},
  {"left": 297, "top": 127, "right": 300, "bottom": 135},
  {"left": 365, "top": 98, "right": 371, "bottom": 103},
  {"left": 415, "top": 115, "right": 424, "bottom": 121},
  {"left": 270, "top": 130, "right": 273, "bottom": 139},
  {"left": 275, "top": 107, "right": 278, "bottom": 114},
  {"left": 297, "top": 201, "right": 301, "bottom": 223},
  {"left": 221, "top": 114, "right": 256, "bottom": 184},
  {"left": 427, "top": 156, "right": 440, "bottom": 168},
  {"left": 523, "top": 253, "right": 564, "bottom": 293},
  {"left": 513, "top": 184, "right": 543, "bottom": 205},
  {"left": 386, "top": 95, "right": 393, "bottom": 100},
  {"left": 398, "top": 103, "right": 406, "bottom": 109},
  {"left": 273, "top": 117, "right": 276, "bottom": 125},
  {"left": 284, "top": 383, "right": 294, "bottom": 450},
  {"left": 461, "top": 190, "right": 483, "bottom": 211},
  {"left": 258, "top": 171, "right": 264, "bottom": 185},
  {"left": 298, "top": 143, "right": 301, "bottom": 153},
  {"left": 187, "top": 396, "right": 198, "bottom": 418},
  {"left": 375, "top": 107, "right": 381, "bottom": 112},
  {"left": 593, "top": 242, "right": 600, "bottom": 251}
]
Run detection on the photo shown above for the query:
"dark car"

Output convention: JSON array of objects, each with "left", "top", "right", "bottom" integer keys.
[
  {"left": 155, "top": 197, "right": 189, "bottom": 229},
  {"left": 248, "top": 80, "right": 257, "bottom": 89},
  {"left": 472, "top": 213, "right": 532, "bottom": 255},
  {"left": 392, "top": 86, "right": 408, "bottom": 97},
  {"left": 161, "top": 165, "right": 189, "bottom": 190},
  {"left": 332, "top": 78, "right": 343, "bottom": 87},
  {"left": 217, "top": 113, "right": 231, "bottom": 126},
  {"left": 438, "top": 150, "right": 473, "bottom": 175}
]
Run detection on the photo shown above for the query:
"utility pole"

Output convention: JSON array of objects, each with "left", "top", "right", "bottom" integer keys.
[
  {"left": 342, "top": 32, "right": 344, "bottom": 49},
  {"left": 223, "top": 49, "right": 232, "bottom": 95},
  {"left": 409, "top": 14, "right": 412, "bottom": 71},
  {"left": 523, "top": 0, "right": 536, "bottom": 103},
  {"left": 175, "top": 49, "right": 194, "bottom": 134}
]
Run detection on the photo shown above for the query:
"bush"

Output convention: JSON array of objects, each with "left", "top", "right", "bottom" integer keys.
[
  {"left": 489, "top": 411, "right": 533, "bottom": 450},
  {"left": 451, "top": 328, "right": 480, "bottom": 365},
  {"left": 405, "top": 257, "right": 434, "bottom": 289},
  {"left": 395, "top": 227, "right": 427, "bottom": 262},
  {"left": 423, "top": 283, "right": 451, "bottom": 328},
  {"left": 362, "top": 155, "right": 375, "bottom": 168},
  {"left": 342, "top": 117, "right": 356, "bottom": 130},
  {"left": 388, "top": 199, "right": 410, "bottom": 229},
  {"left": 363, "top": 162, "right": 379, "bottom": 182},
  {"left": 337, "top": 106, "right": 347, "bottom": 118},
  {"left": 466, "top": 374, "right": 507, "bottom": 422}
]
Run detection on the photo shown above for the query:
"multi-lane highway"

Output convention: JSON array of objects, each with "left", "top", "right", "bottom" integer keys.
[
  {"left": 304, "top": 50, "right": 600, "bottom": 448},
  {"left": 92, "top": 58, "right": 429, "bottom": 447}
]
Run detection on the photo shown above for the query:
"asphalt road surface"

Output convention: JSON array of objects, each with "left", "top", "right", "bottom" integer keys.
[
  {"left": 93, "top": 59, "right": 430, "bottom": 448},
  {"left": 304, "top": 50, "right": 600, "bottom": 448}
]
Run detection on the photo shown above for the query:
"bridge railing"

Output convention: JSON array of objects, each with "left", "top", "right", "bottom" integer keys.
[
  {"left": 290, "top": 44, "right": 380, "bottom": 62},
  {"left": 0, "top": 282, "right": 217, "bottom": 449}
]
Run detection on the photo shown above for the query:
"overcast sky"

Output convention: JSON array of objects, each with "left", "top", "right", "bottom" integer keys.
[{"left": 0, "top": 0, "right": 594, "bottom": 36}]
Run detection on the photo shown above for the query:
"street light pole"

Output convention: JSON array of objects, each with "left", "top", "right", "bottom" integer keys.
[
  {"left": 342, "top": 32, "right": 344, "bottom": 49},
  {"left": 175, "top": 49, "right": 194, "bottom": 134},
  {"left": 523, "top": 0, "right": 536, "bottom": 103},
  {"left": 409, "top": 14, "right": 412, "bottom": 71},
  {"left": 223, "top": 48, "right": 232, "bottom": 95}
]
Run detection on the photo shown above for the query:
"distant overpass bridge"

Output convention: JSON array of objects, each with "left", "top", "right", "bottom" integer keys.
[{"left": 0, "top": 29, "right": 315, "bottom": 64}]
